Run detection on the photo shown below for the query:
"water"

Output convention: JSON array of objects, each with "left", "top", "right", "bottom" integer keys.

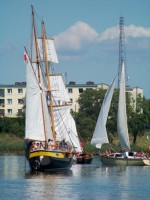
[{"left": 0, "top": 156, "right": 149, "bottom": 200}]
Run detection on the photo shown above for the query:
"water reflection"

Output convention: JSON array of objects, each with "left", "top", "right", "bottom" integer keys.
[
  {"left": 0, "top": 156, "right": 150, "bottom": 200},
  {"left": 0, "top": 155, "right": 26, "bottom": 179},
  {"left": 25, "top": 169, "right": 73, "bottom": 179}
]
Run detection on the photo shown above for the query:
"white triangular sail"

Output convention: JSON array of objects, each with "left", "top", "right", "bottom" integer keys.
[
  {"left": 25, "top": 55, "right": 52, "bottom": 141},
  {"left": 117, "top": 62, "right": 130, "bottom": 150},
  {"left": 91, "top": 76, "right": 117, "bottom": 148}
]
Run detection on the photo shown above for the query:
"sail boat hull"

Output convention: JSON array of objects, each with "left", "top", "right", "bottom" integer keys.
[
  {"left": 26, "top": 150, "right": 73, "bottom": 171},
  {"left": 75, "top": 153, "right": 93, "bottom": 164},
  {"left": 100, "top": 155, "right": 149, "bottom": 166}
]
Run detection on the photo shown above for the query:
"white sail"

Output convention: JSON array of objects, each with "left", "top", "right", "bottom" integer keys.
[
  {"left": 37, "top": 38, "right": 58, "bottom": 63},
  {"left": 68, "top": 114, "right": 82, "bottom": 152},
  {"left": 25, "top": 55, "right": 53, "bottom": 141},
  {"left": 117, "top": 62, "right": 130, "bottom": 150},
  {"left": 53, "top": 105, "right": 82, "bottom": 152},
  {"left": 91, "top": 76, "right": 117, "bottom": 148},
  {"left": 48, "top": 73, "right": 82, "bottom": 151},
  {"left": 50, "top": 75, "right": 70, "bottom": 103}
]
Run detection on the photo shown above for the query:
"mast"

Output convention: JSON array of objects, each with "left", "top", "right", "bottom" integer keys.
[
  {"left": 41, "top": 21, "right": 56, "bottom": 145},
  {"left": 31, "top": 5, "right": 47, "bottom": 142}
]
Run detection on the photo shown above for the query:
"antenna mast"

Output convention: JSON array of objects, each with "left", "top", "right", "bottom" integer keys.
[{"left": 118, "top": 16, "right": 128, "bottom": 87}]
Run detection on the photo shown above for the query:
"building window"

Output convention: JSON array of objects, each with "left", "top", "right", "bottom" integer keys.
[
  {"left": 0, "top": 99, "right": 5, "bottom": 107},
  {"left": 18, "top": 99, "right": 23, "bottom": 104},
  {"left": 0, "top": 109, "right": 4, "bottom": 117},
  {"left": 7, "top": 89, "right": 12, "bottom": 94},
  {"left": 18, "top": 89, "right": 23, "bottom": 94},
  {"left": 68, "top": 88, "right": 73, "bottom": 93},
  {"left": 70, "top": 99, "right": 73, "bottom": 103},
  {"left": 7, "top": 99, "right": 12, "bottom": 104},
  {"left": 18, "top": 109, "right": 22, "bottom": 114},
  {"left": 0, "top": 89, "right": 5, "bottom": 97},
  {"left": 79, "top": 88, "right": 83, "bottom": 93},
  {"left": 7, "top": 109, "right": 12, "bottom": 115}
]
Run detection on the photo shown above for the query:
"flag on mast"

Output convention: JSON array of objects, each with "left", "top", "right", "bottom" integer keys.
[{"left": 24, "top": 52, "right": 28, "bottom": 63}]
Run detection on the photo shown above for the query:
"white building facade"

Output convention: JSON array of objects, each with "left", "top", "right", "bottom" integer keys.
[
  {"left": 0, "top": 81, "right": 143, "bottom": 117},
  {"left": 0, "top": 82, "right": 26, "bottom": 117},
  {"left": 66, "top": 81, "right": 109, "bottom": 112}
]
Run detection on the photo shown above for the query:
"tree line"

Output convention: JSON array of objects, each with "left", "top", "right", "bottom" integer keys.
[
  {"left": 0, "top": 89, "right": 150, "bottom": 147},
  {"left": 73, "top": 89, "right": 150, "bottom": 145}
]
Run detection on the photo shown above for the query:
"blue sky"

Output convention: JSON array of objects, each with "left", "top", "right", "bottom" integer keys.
[{"left": 0, "top": 0, "right": 150, "bottom": 98}]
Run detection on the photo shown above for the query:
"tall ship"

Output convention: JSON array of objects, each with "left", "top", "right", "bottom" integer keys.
[{"left": 24, "top": 5, "right": 81, "bottom": 171}]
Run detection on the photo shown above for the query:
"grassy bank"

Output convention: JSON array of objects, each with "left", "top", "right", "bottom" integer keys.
[
  {"left": 0, "top": 133, "right": 24, "bottom": 155},
  {"left": 85, "top": 131, "right": 150, "bottom": 154},
  {"left": 0, "top": 132, "right": 150, "bottom": 155}
]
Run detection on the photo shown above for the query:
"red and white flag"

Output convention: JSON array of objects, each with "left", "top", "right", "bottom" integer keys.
[{"left": 24, "top": 52, "right": 28, "bottom": 63}]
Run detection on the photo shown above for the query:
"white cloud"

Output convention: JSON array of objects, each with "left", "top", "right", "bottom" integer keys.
[
  {"left": 54, "top": 21, "right": 99, "bottom": 52},
  {"left": 98, "top": 26, "right": 119, "bottom": 41},
  {"left": 54, "top": 21, "right": 150, "bottom": 61},
  {"left": 125, "top": 25, "right": 150, "bottom": 38},
  {"left": 98, "top": 25, "right": 150, "bottom": 41}
]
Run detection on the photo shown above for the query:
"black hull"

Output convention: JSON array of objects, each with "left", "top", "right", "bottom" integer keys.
[
  {"left": 75, "top": 153, "right": 93, "bottom": 164},
  {"left": 26, "top": 150, "right": 73, "bottom": 171},
  {"left": 76, "top": 157, "right": 93, "bottom": 164}
]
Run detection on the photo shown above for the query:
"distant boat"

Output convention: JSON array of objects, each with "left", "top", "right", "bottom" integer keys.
[
  {"left": 24, "top": 5, "right": 81, "bottom": 171},
  {"left": 91, "top": 62, "right": 150, "bottom": 166},
  {"left": 74, "top": 140, "right": 93, "bottom": 164},
  {"left": 74, "top": 152, "right": 93, "bottom": 164}
]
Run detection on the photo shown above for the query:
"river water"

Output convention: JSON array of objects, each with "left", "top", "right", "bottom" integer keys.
[{"left": 0, "top": 155, "right": 149, "bottom": 200}]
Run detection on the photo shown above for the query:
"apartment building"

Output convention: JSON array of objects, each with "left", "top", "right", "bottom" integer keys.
[
  {"left": 66, "top": 81, "right": 143, "bottom": 112},
  {"left": 0, "top": 82, "right": 26, "bottom": 117},
  {"left": 0, "top": 81, "right": 143, "bottom": 117},
  {"left": 126, "top": 86, "right": 143, "bottom": 112},
  {"left": 66, "top": 81, "right": 109, "bottom": 112}
]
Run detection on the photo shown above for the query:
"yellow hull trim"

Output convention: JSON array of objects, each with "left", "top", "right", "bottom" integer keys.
[{"left": 29, "top": 150, "right": 73, "bottom": 159}]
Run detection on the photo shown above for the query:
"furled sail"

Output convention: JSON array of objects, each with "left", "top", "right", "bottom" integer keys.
[
  {"left": 91, "top": 76, "right": 117, "bottom": 148},
  {"left": 117, "top": 62, "right": 130, "bottom": 150}
]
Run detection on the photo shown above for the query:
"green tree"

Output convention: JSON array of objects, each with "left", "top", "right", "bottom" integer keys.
[
  {"left": 74, "top": 89, "right": 107, "bottom": 142},
  {"left": 74, "top": 88, "right": 150, "bottom": 146}
]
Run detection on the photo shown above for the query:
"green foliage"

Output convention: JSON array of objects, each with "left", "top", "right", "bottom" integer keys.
[
  {"left": 0, "top": 116, "right": 25, "bottom": 138},
  {"left": 74, "top": 88, "right": 150, "bottom": 148},
  {"left": 73, "top": 89, "right": 106, "bottom": 141},
  {"left": 0, "top": 133, "right": 24, "bottom": 154},
  {"left": 78, "top": 89, "right": 106, "bottom": 121}
]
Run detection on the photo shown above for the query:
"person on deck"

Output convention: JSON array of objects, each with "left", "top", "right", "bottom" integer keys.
[{"left": 47, "top": 139, "right": 55, "bottom": 150}]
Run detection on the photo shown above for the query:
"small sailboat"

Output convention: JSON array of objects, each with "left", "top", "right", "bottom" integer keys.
[
  {"left": 91, "top": 62, "right": 149, "bottom": 166},
  {"left": 74, "top": 140, "right": 93, "bottom": 164},
  {"left": 75, "top": 152, "right": 93, "bottom": 164},
  {"left": 24, "top": 5, "right": 81, "bottom": 171}
]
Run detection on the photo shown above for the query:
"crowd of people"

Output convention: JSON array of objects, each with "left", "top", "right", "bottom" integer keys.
[
  {"left": 101, "top": 146, "right": 149, "bottom": 158},
  {"left": 28, "top": 139, "right": 73, "bottom": 152}
]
